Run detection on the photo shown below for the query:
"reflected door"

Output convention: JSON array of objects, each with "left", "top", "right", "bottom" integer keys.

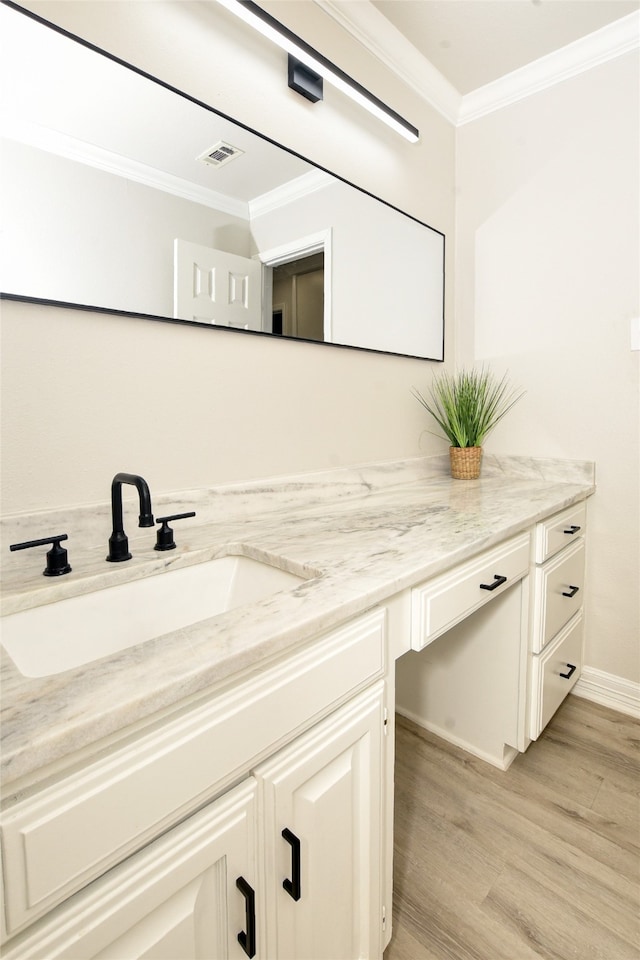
[
  {"left": 174, "top": 239, "right": 262, "bottom": 329},
  {"left": 271, "top": 253, "right": 325, "bottom": 342}
]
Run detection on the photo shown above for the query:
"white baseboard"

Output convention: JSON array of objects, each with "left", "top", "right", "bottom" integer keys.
[
  {"left": 572, "top": 667, "right": 640, "bottom": 719},
  {"left": 395, "top": 706, "right": 518, "bottom": 771}
]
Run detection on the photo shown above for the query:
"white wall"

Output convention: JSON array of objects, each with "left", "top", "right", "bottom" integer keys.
[
  {"left": 0, "top": 0, "right": 455, "bottom": 515},
  {"left": 455, "top": 52, "right": 640, "bottom": 684},
  {"left": 251, "top": 179, "right": 444, "bottom": 357},
  {"left": 1, "top": 139, "right": 252, "bottom": 316},
  {"left": 3, "top": 298, "right": 448, "bottom": 511},
  {"left": 4, "top": 1, "right": 634, "bottom": 689},
  {"left": 1, "top": 141, "right": 444, "bottom": 355}
]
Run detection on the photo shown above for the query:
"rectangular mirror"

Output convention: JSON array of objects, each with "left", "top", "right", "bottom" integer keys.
[{"left": 0, "top": 2, "right": 445, "bottom": 360}]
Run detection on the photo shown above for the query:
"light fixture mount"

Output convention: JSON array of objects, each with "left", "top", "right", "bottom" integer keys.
[
  {"left": 218, "top": 0, "right": 419, "bottom": 143},
  {"left": 288, "top": 55, "right": 323, "bottom": 103}
]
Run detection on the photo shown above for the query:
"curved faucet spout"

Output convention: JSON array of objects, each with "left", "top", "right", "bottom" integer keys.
[{"left": 107, "top": 473, "right": 154, "bottom": 562}]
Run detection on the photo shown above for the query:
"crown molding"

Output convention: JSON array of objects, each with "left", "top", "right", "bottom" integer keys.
[
  {"left": 459, "top": 10, "right": 640, "bottom": 125},
  {"left": 249, "top": 168, "right": 333, "bottom": 218},
  {"left": 314, "top": 1, "right": 640, "bottom": 127},
  {"left": 1, "top": 116, "right": 251, "bottom": 219},
  {"left": 314, "top": 0, "right": 461, "bottom": 125}
]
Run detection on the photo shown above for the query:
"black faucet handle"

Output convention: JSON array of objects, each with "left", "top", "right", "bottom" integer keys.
[
  {"left": 154, "top": 512, "right": 196, "bottom": 552},
  {"left": 9, "top": 534, "right": 72, "bottom": 577}
]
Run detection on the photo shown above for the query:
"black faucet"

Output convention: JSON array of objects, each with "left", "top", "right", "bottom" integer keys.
[{"left": 107, "top": 473, "right": 154, "bottom": 562}]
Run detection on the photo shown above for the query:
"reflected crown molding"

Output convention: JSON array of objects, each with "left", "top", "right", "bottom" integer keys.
[
  {"left": 250, "top": 169, "right": 333, "bottom": 218},
  {"left": 2, "top": 116, "right": 251, "bottom": 219},
  {"left": 2, "top": 117, "right": 336, "bottom": 221},
  {"left": 315, "top": 1, "right": 640, "bottom": 126}
]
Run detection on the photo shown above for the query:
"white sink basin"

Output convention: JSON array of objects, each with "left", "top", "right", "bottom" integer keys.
[{"left": 1, "top": 555, "right": 308, "bottom": 678}]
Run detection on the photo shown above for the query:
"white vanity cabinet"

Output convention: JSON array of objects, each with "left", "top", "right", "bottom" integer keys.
[
  {"left": 0, "top": 611, "right": 390, "bottom": 960},
  {"left": 257, "top": 682, "right": 384, "bottom": 960},
  {"left": 0, "top": 473, "right": 594, "bottom": 959},
  {"left": 397, "top": 532, "right": 531, "bottom": 768},
  {"left": 396, "top": 502, "right": 590, "bottom": 765},
  {"left": 529, "top": 502, "right": 587, "bottom": 739},
  {"left": 1, "top": 684, "right": 385, "bottom": 960},
  {"left": 0, "top": 778, "right": 260, "bottom": 960}
]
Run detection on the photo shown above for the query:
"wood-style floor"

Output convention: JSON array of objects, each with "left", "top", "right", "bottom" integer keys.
[{"left": 384, "top": 695, "right": 640, "bottom": 960}]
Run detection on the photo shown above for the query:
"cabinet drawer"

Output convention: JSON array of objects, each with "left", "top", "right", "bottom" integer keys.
[
  {"left": 532, "top": 538, "right": 585, "bottom": 654},
  {"left": 535, "top": 502, "right": 586, "bottom": 563},
  {"left": 530, "top": 611, "right": 583, "bottom": 739},
  {"left": 1, "top": 609, "right": 385, "bottom": 936},
  {"left": 411, "top": 533, "right": 530, "bottom": 650}
]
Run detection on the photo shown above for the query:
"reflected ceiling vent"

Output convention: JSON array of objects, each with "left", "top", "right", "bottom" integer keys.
[{"left": 197, "top": 141, "right": 244, "bottom": 168}]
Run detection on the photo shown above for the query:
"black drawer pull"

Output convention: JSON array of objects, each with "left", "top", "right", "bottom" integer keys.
[
  {"left": 560, "top": 663, "right": 577, "bottom": 680},
  {"left": 563, "top": 525, "right": 581, "bottom": 535},
  {"left": 562, "top": 584, "right": 580, "bottom": 598},
  {"left": 479, "top": 574, "right": 507, "bottom": 592},
  {"left": 282, "top": 827, "right": 302, "bottom": 901},
  {"left": 236, "top": 877, "right": 256, "bottom": 958}
]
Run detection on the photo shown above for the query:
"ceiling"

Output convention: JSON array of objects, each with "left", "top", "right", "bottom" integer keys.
[
  {"left": 370, "top": 0, "right": 640, "bottom": 94},
  {"left": 2, "top": 0, "right": 638, "bottom": 191},
  {"left": 0, "top": 2, "right": 315, "bottom": 209}
]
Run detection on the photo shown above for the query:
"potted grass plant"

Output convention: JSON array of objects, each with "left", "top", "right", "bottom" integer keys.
[{"left": 412, "top": 368, "right": 524, "bottom": 479}]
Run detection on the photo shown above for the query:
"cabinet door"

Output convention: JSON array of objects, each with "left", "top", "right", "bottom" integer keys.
[
  {"left": 256, "top": 682, "right": 384, "bottom": 960},
  {"left": 2, "top": 779, "right": 259, "bottom": 960}
]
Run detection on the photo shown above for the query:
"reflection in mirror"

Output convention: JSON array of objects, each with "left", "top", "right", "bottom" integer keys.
[
  {"left": 272, "top": 253, "right": 325, "bottom": 342},
  {"left": 0, "top": 3, "right": 445, "bottom": 360}
]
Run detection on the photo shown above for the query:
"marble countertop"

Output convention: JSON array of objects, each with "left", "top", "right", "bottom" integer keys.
[{"left": 0, "top": 455, "right": 595, "bottom": 790}]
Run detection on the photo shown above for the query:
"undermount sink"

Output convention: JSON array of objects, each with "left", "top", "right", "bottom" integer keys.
[{"left": 1, "top": 555, "right": 309, "bottom": 679}]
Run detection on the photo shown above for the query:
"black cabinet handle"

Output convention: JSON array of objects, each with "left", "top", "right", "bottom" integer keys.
[
  {"left": 479, "top": 574, "right": 507, "bottom": 592},
  {"left": 562, "top": 585, "right": 580, "bottom": 598},
  {"left": 560, "top": 663, "right": 577, "bottom": 680},
  {"left": 282, "top": 828, "right": 301, "bottom": 901},
  {"left": 236, "top": 877, "right": 256, "bottom": 958},
  {"left": 563, "top": 525, "right": 581, "bottom": 535}
]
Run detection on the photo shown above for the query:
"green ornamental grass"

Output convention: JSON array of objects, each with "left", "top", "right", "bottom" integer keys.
[{"left": 412, "top": 368, "right": 524, "bottom": 449}]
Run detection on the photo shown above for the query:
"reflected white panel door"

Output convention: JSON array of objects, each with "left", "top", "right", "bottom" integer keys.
[
  {"left": 174, "top": 239, "right": 262, "bottom": 330},
  {"left": 256, "top": 683, "right": 384, "bottom": 960},
  {"left": 3, "top": 779, "right": 259, "bottom": 960}
]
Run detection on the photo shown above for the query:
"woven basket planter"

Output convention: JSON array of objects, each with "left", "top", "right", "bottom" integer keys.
[{"left": 449, "top": 446, "right": 482, "bottom": 480}]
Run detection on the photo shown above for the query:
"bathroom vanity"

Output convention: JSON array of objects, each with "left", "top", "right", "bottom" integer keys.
[{"left": 0, "top": 455, "right": 594, "bottom": 959}]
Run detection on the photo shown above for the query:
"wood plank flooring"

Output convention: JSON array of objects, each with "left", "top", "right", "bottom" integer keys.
[{"left": 384, "top": 695, "right": 640, "bottom": 960}]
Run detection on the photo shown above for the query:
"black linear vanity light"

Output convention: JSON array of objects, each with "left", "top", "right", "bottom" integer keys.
[{"left": 216, "top": 0, "right": 420, "bottom": 143}]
